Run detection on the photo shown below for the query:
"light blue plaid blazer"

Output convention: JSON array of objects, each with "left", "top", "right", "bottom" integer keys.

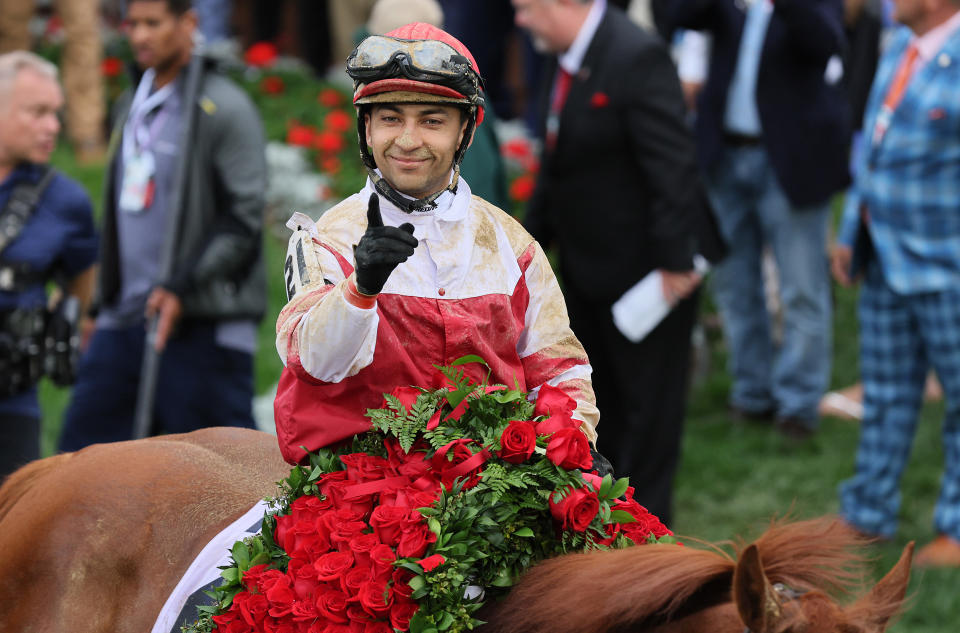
[{"left": 839, "top": 25, "right": 960, "bottom": 295}]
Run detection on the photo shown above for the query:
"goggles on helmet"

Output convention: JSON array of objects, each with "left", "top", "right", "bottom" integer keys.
[{"left": 346, "top": 35, "right": 484, "bottom": 104}]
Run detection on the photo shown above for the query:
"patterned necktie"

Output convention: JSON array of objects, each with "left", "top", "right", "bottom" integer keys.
[
  {"left": 872, "top": 43, "right": 919, "bottom": 146},
  {"left": 545, "top": 67, "right": 573, "bottom": 152}
]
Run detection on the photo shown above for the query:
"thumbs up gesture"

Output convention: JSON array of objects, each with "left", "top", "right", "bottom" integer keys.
[{"left": 354, "top": 193, "right": 419, "bottom": 296}]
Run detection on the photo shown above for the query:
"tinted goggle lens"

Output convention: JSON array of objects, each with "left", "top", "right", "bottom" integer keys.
[{"left": 349, "top": 36, "right": 464, "bottom": 77}]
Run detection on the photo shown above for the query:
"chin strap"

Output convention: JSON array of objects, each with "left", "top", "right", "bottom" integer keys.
[{"left": 368, "top": 167, "right": 460, "bottom": 214}]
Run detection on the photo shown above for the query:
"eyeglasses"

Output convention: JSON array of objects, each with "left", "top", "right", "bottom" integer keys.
[{"left": 346, "top": 36, "right": 484, "bottom": 102}]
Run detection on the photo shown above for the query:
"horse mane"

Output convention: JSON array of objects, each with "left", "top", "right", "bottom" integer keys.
[
  {"left": 745, "top": 516, "right": 871, "bottom": 598},
  {"left": 0, "top": 452, "right": 74, "bottom": 524},
  {"left": 483, "top": 517, "right": 872, "bottom": 633}
]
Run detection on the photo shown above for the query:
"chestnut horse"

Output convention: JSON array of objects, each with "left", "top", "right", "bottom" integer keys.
[{"left": 0, "top": 428, "right": 912, "bottom": 633}]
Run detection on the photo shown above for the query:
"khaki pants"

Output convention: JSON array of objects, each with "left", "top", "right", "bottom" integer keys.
[{"left": 0, "top": 0, "right": 105, "bottom": 151}]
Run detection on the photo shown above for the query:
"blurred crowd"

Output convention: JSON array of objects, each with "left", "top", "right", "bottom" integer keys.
[{"left": 3, "top": 0, "right": 960, "bottom": 567}]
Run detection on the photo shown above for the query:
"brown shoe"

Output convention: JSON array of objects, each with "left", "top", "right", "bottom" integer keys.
[{"left": 914, "top": 535, "right": 960, "bottom": 568}]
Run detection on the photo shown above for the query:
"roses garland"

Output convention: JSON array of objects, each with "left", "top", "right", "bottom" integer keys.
[{"left": 187, "top": 358, "right": 673, "bottom": 633}]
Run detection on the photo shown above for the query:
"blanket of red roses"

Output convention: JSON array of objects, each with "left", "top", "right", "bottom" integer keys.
[{"left": 187, "top": 359, "right": 673, "bottom": 633}]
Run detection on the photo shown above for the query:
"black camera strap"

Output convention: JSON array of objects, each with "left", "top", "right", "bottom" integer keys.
[{"left": 0, "top": 166, "right": 56, "bottom": 292}]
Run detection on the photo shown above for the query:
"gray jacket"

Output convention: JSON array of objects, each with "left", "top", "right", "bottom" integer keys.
[{"left": 100, "top": 59, "right": 267, "bottom": 321}]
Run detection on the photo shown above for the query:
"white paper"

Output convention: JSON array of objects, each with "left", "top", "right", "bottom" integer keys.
[{"left": 611, "top": 255, "right": 710, "bottom": 343}]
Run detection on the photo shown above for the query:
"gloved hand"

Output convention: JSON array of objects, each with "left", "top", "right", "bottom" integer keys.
[
  {"left": 590, "top": 447, "right": 615, "bottom": 478},
  {"left": 354, "top": 193, "right": 419, "bottom": 295}
]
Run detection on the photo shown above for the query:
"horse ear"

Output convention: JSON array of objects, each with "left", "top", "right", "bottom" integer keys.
[
  {"left": 734, "top": 544, "right": 780, "bottom": 633},
  {"left": 852, "top": 541, "right": 914, "bottom": 631}
]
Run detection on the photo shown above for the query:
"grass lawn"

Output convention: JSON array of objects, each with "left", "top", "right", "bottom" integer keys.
[{"left": 42, "top": 147, "right": 959, "bottom": 631}]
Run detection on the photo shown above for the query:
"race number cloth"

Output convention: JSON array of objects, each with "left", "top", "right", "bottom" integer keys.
[{"left": 151, "top": 500, "right": 269, "bottom": 633}]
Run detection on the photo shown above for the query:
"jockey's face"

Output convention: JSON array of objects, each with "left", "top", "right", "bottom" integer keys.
[{"left": 364, "top": 103, "right": 469, "bottom": 199}]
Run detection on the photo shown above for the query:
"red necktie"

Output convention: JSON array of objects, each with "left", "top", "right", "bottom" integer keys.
[{"left": 545, "top": 68, "right": 573, "bottom": 151}]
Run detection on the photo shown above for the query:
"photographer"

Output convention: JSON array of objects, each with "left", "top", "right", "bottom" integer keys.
[{"left": 0, "top": 51, "right": 97, "bottom": 482}]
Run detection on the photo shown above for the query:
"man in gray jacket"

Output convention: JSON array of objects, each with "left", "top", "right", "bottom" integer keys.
[{"left": 59, "top": 0, "right": 267, "bottom": 450}]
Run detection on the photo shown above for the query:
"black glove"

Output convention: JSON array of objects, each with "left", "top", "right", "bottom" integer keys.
[
  {"left": 353, "top": 193, "right": 419, "bottom": 295},
  {"left": 590, "top": 447, "right": 615, "bottom": 478}
]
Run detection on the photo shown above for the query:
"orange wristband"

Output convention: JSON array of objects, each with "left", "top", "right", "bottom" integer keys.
[{"left": 344, "top": 277, "right": 378, "bottom": 309}]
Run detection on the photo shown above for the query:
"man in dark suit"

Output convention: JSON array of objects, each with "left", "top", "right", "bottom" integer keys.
[
  {"left": 513, "top": 0, "right": 720, "bottom": 525},
  {"left": 654, "top": 0, "right": 851, "bottom": 438}
]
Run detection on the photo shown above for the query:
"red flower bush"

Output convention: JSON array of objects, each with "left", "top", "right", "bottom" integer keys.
[
  {"left": 318, "top": 88, "right": 344, "bottom": 107},
  {"left": 260, "top": 76, "right": 285, "bottom": 95},
  {"left": 324, "top": 109, "right": 353, "bottom": 134},
  {"left": 286, "top": 124, "right": 316, "bottom": 148},
  {"left": 101, "top": 57, "right": 123, "bottom": 78},
  {"left": 314, "top": 130, "right": 345, "bottom": 155},
  {"left": 245, "top": 41, "right": 278, "bottom": 68},
  {"left": 509, "top": 174, "right": 536, "bottom": 203}
]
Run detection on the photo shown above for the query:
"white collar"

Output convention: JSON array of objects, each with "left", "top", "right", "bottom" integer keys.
[
  {"left": 558, "top": 0, "right": 607, "bottom": 75},
  {"left": 911, "top": 8, "right": 960, "bottom": 64}
]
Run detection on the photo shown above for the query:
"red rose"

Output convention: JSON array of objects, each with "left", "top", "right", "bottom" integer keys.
[
  {"left": 534, "top": 383, "right": 577, "bottom": 418},
  {"left": 264, "top": 573, "right": 295, "bottom": 617},
  {"left": 291, "top": 598, "right": 318, "bottom": 622},
  {"left": 397, "top": 520, "right": 437, "bottom": 558},
  {"left": 315, "top": 587, "right": 350, "bottom": 623},
  {"left": 255, "top": 568, "right": 286, "bottom": 593},
  {"left": 549, "top": 486, "right": 600, "bottom": 532},
  {"left": 369, "top": 505, "right": 413, "bottom": 546},
  {"left": 614, "top": 498, "right": 673, "bottom": 543},
  {"left": 391, "top": 568, "right": 415, "bottom": 600},
  {"left": 242, "top": 563, "right": 270, "bottom": 592},
  {"left": 581, "top": 471, "right": 603, "bottom": 492},
  {"left": 369, "top": 544, "right": 396, "bottom": 579},
  {"left": 546, "top": 428, "right": 593, "bottom": 471},
  {"left": 349, "top": 532, "right": 381, "bottom": 567},
  {"left": 279, "top": 516, "right": 331, "bottom": 560},
  {"left": 509, "top": 174, "right": 536, "bottom": 203},
  {"left": 594, "top": 520, "right": 621, "bottom": 546},
  {"left": 498, "top": 420, "right": 536, "bottom": 463},
  {"left": 358, "top": 579, "right": 394, "bottom": 617},
  {"left": 245, "top": 41, "right": 278, "bottom": 67},
  {"left": 260, "top": 75, "right": 285, "bottom": 95},
  {"left": 287, "top": 558, "right": 321, "bottom": 601},
  {"left": 314, "top": 551, "right": 355, "bottom": 582},
  {"left": 315, "top": 130, "right": 345, "bottom": 154},
  {"left": 286, "top": 124, "right": 316, "bottom": 148},
  {"left": 324, "top": 109, "right": 353, "bottom": 133},
  {"left": 340, "top": 564, "right": 373, "bottom": 596},
  {"left": 318, "top": 88, "right": 344, "bottom": 107},
  {"left": 233, "top": 591, "right": 269, "bottom": 626},
  {"left": 340, "top": 453, "right": 390, "bottom": 482},
  {"left": 263, "top": 618, "right": 296, "bottom": 633},
  {"left": 101, "top": 57, "right": 122, "bottom": 78},
  {"left": 534, "top": 410, "right": 579, "bottom": 436},
  {"left": 390, "top": 600, "right": 420, "bottom": 630},
  {"left": 417, "top": 553, "right": 446, "bottom": 572},
  {"left": 365, "top": 621, "right": 395, "bottom": 633}
]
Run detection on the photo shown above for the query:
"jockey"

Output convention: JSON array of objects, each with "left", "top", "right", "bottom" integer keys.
[{"left": 274, "top": 22, "right": 600, "bottom": 465}]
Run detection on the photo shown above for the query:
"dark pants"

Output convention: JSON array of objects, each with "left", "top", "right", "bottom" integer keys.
[
  {"left": 58, "top": 320, "right": 255, "bottom": 452},
  {"left": 0, "top": 412, "right": 39, "bottom": 484},
  {"left": 566, "top": 287, "right": 699, "bottom": 527}
]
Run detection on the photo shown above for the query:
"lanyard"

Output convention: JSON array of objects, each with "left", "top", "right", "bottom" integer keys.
[{"left": 122, "top": 68, "right": 175, "bottom": 162}]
